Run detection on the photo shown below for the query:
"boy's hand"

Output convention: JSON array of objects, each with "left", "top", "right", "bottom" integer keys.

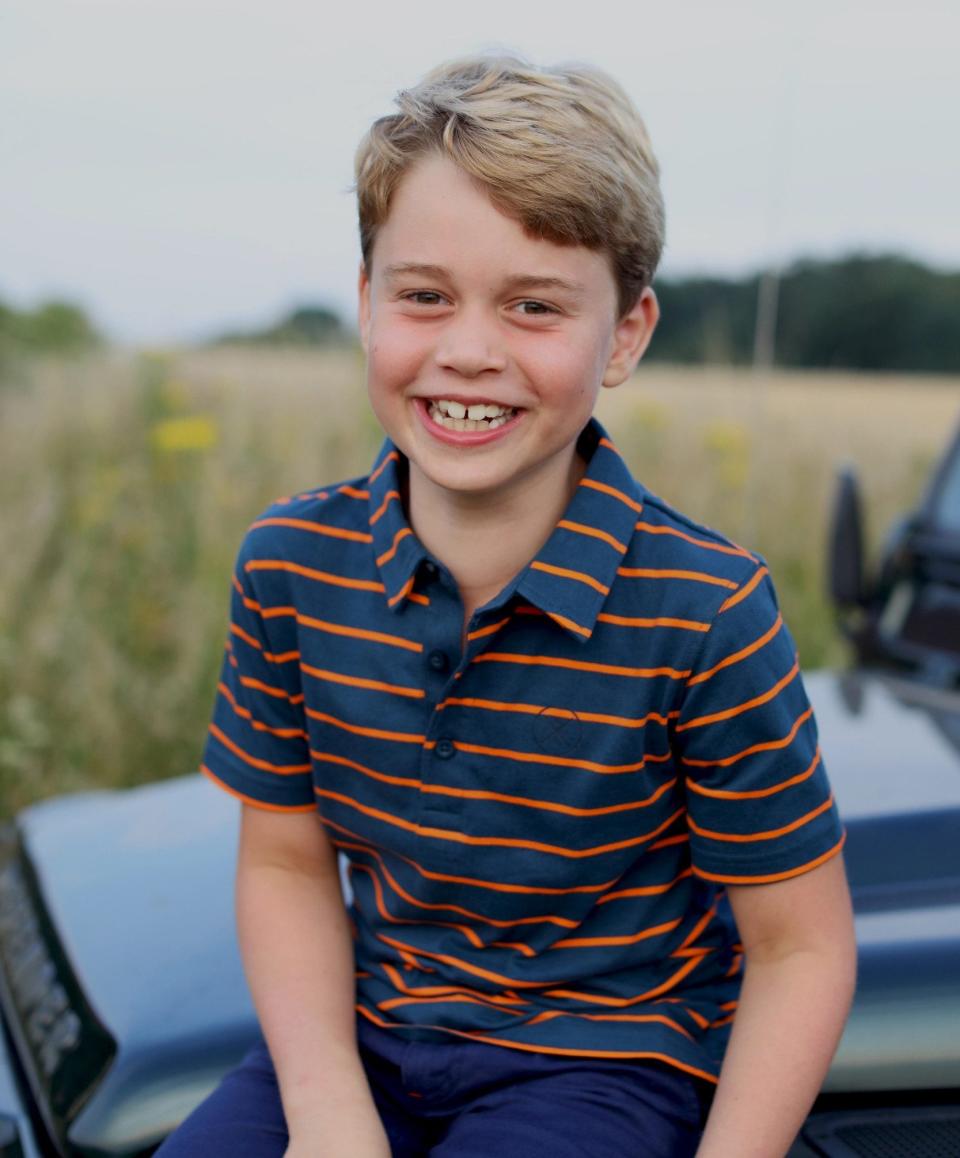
[
  {"left": 696, "top": 854, "right": 857, "bottom": 1156},
  {"left": 284, "top": 1105, "right": 391, "bottom": 1158},
  {"left": 285, "top": 1141, "right": 390, "bottom": 1158},
  {"left": 236, "top": 805, "right": 391, "bottom": 1158},
  {"left": 280, "top": 1066, "right": 392, "bottom": 1158}
]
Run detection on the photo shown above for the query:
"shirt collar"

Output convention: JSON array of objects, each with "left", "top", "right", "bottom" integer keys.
[
  {"left": 368, "top": 418, "right": 641, "bottom": 641},
  {"left": 367, "top": 444, "right": 428, "bottom": 611},
  {"left": 513, "top": 419, "right": 640, "bottom": 643}
]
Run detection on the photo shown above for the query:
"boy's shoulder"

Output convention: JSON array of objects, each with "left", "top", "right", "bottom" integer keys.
[
  {"left": 582, "top": 426, "right": 761, "bottom": 593},
  {"left": 628, "top": 478, "right": 763, "bottom": 589},
  {"left": 602, "top": 466, "right": 777, "bottom": 628}
]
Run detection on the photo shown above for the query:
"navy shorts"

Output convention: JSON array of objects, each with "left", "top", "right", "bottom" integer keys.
[{"left": 156, "top": 1018, "right": 711, "bottom": 1157}]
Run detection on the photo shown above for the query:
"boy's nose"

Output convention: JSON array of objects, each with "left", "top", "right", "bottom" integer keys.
[{"left": 433, "top": 311, "right": 507, "bottom": 378}]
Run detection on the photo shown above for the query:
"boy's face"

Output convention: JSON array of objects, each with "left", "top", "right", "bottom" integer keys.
[{"left": 358, "top": 154, "right": 657, "bottom": 509}]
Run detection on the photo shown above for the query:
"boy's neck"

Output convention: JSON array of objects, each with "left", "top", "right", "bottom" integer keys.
[{"left": 406, "top": 448, "right": 587, "bottom": 621}]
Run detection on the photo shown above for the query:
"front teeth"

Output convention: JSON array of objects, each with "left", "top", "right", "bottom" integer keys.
[{"left": 428, "top": 399, "right": 516, "bottom": 432}]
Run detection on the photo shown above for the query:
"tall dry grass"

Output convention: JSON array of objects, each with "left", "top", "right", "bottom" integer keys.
[{"left": 1, "top": 348, "right": 956, "bottom": 813}]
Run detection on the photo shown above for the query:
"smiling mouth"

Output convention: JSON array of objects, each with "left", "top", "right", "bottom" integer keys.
[{"left": 427, "top": 398, "right": 518, "bottom": 432}]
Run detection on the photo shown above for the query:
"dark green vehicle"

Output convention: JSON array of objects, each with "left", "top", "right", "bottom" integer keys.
[{"left": 1, "top": 424, "right": 959, "bottom": 1158}]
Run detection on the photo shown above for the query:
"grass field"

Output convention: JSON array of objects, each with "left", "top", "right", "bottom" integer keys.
[{"left": 1, "top": 347, "right": 957, "bottom": 814}]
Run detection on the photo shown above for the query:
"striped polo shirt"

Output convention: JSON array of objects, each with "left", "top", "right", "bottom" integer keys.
[{"left": 202, "top": 417, "right": 844, "bottom": 1084}]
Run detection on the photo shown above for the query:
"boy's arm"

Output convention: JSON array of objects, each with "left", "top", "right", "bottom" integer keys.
[
  {"left": 696, "top": 853, "right": 857, "bottom": 1158},
  {"left": 235, "top": 804, "right": 390, "bottom": 1158}
]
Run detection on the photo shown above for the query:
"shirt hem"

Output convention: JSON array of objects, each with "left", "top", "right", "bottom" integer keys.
[
  {"left": 356, "top": 1003, "right": 720, "bottom": 1085},
  {"left": 691, "top": 830, "right": 846, "bottom": 885},
  {"left": 200, "top": 762, "right": 316, "bottom": 812}
]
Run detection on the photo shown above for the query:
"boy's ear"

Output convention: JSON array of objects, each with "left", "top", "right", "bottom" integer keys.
[
  {"left": 357, "top": 263, "right": 371, "bottom": 352},
  {"left": 602, "top": 288, "right": 660, "bottom": 388}
]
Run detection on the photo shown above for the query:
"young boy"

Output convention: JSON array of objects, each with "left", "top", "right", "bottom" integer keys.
[{"left": 159, "top": 56, "right": 856, "bottom": 1158}]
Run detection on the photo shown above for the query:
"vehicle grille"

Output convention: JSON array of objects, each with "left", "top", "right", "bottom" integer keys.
[
  {"left": 803, "top": 1108, "right": 960, "bottom": 1157},
  {"left": 0, "top": 827, "right": 116, "bottom": 1150}
]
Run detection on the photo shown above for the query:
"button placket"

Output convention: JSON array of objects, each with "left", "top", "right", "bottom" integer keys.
[{"left": 417, "top": 577, "right": 465, "bottom": 846}]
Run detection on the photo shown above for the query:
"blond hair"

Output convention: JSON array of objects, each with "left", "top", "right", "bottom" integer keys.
[{"left": 354, "top": 55, "right": 665, "bottom": 316}]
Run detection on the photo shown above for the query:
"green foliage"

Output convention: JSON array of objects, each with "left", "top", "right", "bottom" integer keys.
[
  {"left": 651, "top": 254, "right": 960, "bottom": 372},
  {"left": 651, "top": 277, "right": 759, "bottom": 364},
  {"left": 0, "top": 297, "right": 102, "bottom": 362},
  {"left": 212, "top": 303, "right": 347, "bottom": 347}
]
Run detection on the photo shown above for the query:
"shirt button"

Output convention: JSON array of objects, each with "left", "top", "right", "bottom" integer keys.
[
  {"left": 427, "top": 650, "right": 449, "bottom": 672},
  {"left": 423, "top": 561, "right": 438, "bottom": 577},
  {"left": 434, "top": 738, "right": 456, "bottom": 760}
]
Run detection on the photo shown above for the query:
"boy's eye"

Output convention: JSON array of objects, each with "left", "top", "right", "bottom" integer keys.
[
  {"left": 515, "top": 300, "right": 556, "bottom": 316},
  {"left": 403, "top": 291, "right": 445, "bottom": 306}
]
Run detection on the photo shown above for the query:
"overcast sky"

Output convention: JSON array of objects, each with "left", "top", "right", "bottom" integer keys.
[{"left": 2, "top": 0, "right": 958, "bottom": 343}]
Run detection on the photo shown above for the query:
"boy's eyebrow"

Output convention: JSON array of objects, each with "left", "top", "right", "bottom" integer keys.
[
  {"left": 383, "top": 263, "right": 586, "bottom": 300},
  {"left": 382, "top": 262, "right": 450, "bottom": 281},
  {"left": 503, "top": 274, "right": 586, "bottom": 300}
]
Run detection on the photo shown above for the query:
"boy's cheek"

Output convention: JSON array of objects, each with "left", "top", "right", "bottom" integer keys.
[
  {"left": 366, "top": 331, "right": 430, "bottom": 383},
  {"left": 527, "top": 343, "right": 612, "bottom": 397}
]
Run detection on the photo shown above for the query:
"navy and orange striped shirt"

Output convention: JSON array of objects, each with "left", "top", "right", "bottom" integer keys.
[{"left": 202, "top": 417, "right": 844, "bottom": 1084}]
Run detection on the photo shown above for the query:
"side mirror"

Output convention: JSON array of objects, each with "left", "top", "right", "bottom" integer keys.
[{"left": 828, "top": 466, "right": 866, "bottom": 608}]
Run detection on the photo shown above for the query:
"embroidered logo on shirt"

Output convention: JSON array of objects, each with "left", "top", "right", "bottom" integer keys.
[{"left": 533, "top": 706, "right": 582, "bottom": 754}]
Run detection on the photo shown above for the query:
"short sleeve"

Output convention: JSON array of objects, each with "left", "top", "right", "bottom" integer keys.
[
  {"left": 674, "top": 563, "right": 844, "bottom": 883},
  {"left": 201, "top": 534, "right": 315, "bottom": 811}
]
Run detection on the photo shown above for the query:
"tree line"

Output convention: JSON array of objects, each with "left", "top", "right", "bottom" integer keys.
[
  {"left": 210, "top": 305, "right": 348, "bottom": 347},
  {"left": 0, "top": 299, "right": 102, "bottom": 360},
  {"left": 4, "top": 254, "right": 958, "bottom": 371},
  {"left": 650, "top": 254, "right": 960, "bottom": 372}
]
